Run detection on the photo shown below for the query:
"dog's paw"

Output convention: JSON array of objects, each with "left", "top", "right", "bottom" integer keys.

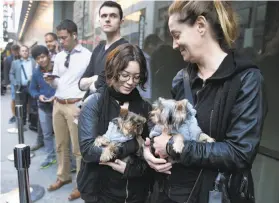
[
  {"left": 94, "top": 137, "right": 103, "bottom": 147},
  {"left": 199, "top": 133, "right": 215, "bottom": 143},
  {"left": 94, "top": 136, "right": 110, "bottom": 147},
  {"left": 172, "top": 134, "right": 184, "bottom": 153},
  {"left": 100, "top": 143, "right": 117, "bottom": 162}
]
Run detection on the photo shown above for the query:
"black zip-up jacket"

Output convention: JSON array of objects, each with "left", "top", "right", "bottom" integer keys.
[
  {"left": 77, "top": 93, "right": 153, "bottom": 203},
  {"left": 163, "top": 52, "right": 268, "bottom": 203}
]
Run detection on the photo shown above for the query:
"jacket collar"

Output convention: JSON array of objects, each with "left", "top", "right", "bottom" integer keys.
[{"left": 189, "top": 51, "right": 258, "bottom": 84}]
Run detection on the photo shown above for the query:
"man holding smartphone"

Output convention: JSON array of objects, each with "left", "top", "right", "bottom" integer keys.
[
  {"left": 44, "top": 19, "right": 91, "bottom": 201},
  {"left": 29, "top": 45, "right": 56, "bottom": 169}
]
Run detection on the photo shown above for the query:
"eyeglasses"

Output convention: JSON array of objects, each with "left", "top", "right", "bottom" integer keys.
[
  {"left": 118, "top": 73, "right": 141, "bottom": 83},
  {"left": 64, "top": 53, "right": 70, "bottom": 68}
]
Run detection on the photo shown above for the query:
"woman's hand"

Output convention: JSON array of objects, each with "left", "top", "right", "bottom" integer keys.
[
  {"left": 99, "top": 159, "right": 127, "bottom": 174},
  {"left": 143, "top": 138, "right": 172, "bottom": 174},
  {"left": 153, "top": 132, "right": 171, "bottom": 158}
]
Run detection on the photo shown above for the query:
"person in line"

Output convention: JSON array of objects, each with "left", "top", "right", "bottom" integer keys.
[
  {"left": 9, "top": 45, "right": 36, "bottom": 129},
  {"left": 45, "top": 32, "right": 61, "bottom": 65},
  {"left": 78, "top": 43, "right": 153, "bottom": 203},
  {"left": 30, "top": 33, "right": 61, "bottom": 152},
  {"left": 144, "top": 1, "right": 267, "bottom": 203},
  {"left": 4, "top": 44, "right": 20, "bottom": 124},
  {"left": 29, "top": 45, "right": 56, "bottom": 169},
  {"left": 78, "top": 1, "right": 128, "bottom": 94},
  {"left": 45, "top": 19, "right": 91, "bottom": 201}
]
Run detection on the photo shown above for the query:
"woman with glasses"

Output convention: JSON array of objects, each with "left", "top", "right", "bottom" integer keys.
[{"left": 77, "top": 43, "right": 153, "bottom": 203}]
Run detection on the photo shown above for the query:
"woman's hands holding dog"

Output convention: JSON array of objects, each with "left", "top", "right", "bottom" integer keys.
[
  {"left": 152, "top": 132, "right": 171, "bottom": 158},
  {"left": 143, "top": 138, "right": 172, "bottom": 174}
]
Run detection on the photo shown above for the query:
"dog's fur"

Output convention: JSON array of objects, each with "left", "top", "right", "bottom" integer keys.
[
  {"left": 94, "top": 108, "right": 146, "bottom": 162},
  {"left": 150, "top": 97, "right": 215, "bottom": 155}
]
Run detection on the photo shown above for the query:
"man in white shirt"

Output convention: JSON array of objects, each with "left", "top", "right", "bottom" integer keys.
[{"left": 45, "top": 19, "right": 91, "bottom": 201}]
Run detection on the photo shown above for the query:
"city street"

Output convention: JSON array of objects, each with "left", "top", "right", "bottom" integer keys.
[{"left": 0, "top": 90, "right": 83, "bottom": 203}]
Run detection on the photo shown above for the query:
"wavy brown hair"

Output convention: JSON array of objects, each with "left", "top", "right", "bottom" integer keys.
[
  {"left": 168, "top": 1, "right": 239, "bottom": 49},
  {"left": 105, "top": 43, "right": 148, "bottom": 90}
]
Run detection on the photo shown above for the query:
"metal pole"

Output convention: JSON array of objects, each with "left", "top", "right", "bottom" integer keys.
[
  {"left": 14, "top": 144, "right": 32, "bottom": 203},
  {"left": 15, "top": 90, "right": 24, "bottom": 144}
]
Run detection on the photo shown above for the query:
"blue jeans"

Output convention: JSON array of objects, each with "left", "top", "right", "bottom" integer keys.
[{"left": 38, "top": 107, "right": 55, "bottom": 161}]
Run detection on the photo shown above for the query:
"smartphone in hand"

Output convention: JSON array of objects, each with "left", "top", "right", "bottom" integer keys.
[{"left": 43, "top": 73, "right": 60, "bottom": 79}]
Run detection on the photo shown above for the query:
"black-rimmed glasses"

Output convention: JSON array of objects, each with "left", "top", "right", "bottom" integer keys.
[{"left": 118, "top": 73, "right": 141, "bottom": 83}]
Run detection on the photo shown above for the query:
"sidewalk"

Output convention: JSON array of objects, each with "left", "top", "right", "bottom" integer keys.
[{"left": 0, "top": 92, "right": 83, "bottom": 203}]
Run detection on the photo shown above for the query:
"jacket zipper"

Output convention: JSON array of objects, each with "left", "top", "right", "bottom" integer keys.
[
  {"left": 124, "top": 180, "right": 129, "bottom": 203},
  {"left": 209, "top": 110, "right": 214, "bottom": 138},
  {"left": 194, "top": 80, "right": 207, "bottom": 108}
]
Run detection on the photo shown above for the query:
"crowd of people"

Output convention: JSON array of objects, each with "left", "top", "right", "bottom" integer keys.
[{"left": 1, "top": 1, "right": 267, "bottom": 203}]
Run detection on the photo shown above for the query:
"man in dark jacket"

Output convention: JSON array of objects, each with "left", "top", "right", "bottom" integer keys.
[
  {"left": 4, "top": 44, "right": 20, "bottom": 124},
  {"left": 78, "top": 1, "right": 127, "bottom": 93},
  {"left": 29, "top": 45, "right": 56, "bottom": 169}
]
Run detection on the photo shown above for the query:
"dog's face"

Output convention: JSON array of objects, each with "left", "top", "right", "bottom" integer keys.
[
  {"left": 150, "top": 98, "right": 188, "bottom": 130},
  {"left": 117, "top": 109, "right": 147, "bottom": 138}
]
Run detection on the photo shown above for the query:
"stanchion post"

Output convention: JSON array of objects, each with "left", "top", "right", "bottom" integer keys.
[
  {"left": 14, "top": 144, "right": 32, "bottom": 203},
  {"left": 15, "top": 90, "right": 24, "bottom": 144}
]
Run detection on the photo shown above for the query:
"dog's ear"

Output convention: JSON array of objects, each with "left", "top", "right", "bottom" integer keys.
[
  {"left": 140, "top": 116, "right": 147, "bottom": 124},
  {"left": 119, "top": 108, "right": 128, "bottom": 119},
  {"left": 152, "top": 99, "right": 160, "bottom": 109},
  {"left": 176, "top": 99, "right": 187, "bottom": 111}
]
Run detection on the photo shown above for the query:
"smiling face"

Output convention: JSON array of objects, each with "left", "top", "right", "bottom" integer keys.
[
  {"left": 113, "top": 61, "right": 141, "bottom": 94},
  {"left": 35, "top": 53, "right": 51, "bottom": 69},
  {"left": 45, "top": 34, "right": 57, "bottom": 52},
  {"left": 168, "top": 13, "right": 205, "bottom": 63},
  {"left": 99, "top": 6, "right": 123, "bottom": 34}
]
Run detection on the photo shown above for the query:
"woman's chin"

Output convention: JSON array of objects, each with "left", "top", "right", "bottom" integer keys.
[{"left": 119, "top": 88, "right": 132, "bottom": 95}]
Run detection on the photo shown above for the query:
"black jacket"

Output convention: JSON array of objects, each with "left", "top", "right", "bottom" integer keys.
[
  {"left": 77, "top": 93, "right": 153, "bottom": 203},
  {"left": 164, "top": 52, "right": 268, "bottom": 203}
]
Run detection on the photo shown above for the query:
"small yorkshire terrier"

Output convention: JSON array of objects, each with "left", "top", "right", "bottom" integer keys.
[
  {"left": 149, "top": 97, "right": 215, "bottom": 157},
  {"left": 94, "top": 109, "right": 146, "bottom": 162}
]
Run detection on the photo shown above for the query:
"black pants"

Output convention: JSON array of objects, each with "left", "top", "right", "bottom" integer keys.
[{"left": 19, "top": 86, "right": 31, "bottom": 124}]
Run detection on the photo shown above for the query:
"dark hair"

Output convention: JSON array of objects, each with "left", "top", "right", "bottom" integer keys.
[
  {"left": 45, "top": 32, "right": 58, "bottom": 40},
  {"left": 105, "top": 43, "right": 148, "bottom": 90},
  {"left": 169, "top": 1, "right": 239, "bottom": 48},
  {"left": 31, "top": 45, "right": 49, "bottom": 59},
  {"left": 11, "top": 44, "right": 20, "bottom": 51},
  {"left": 99, "top": 1, "right": 123, "bottom": 20},
  {"left": 143, "top": 34, "right": 163, "bottom": 49},
  {"left": 20, "top": 45, "right": 29, "bottom": 51},
  {"left": 56, "top": 19, "right": 78, "bottom": 35}
]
